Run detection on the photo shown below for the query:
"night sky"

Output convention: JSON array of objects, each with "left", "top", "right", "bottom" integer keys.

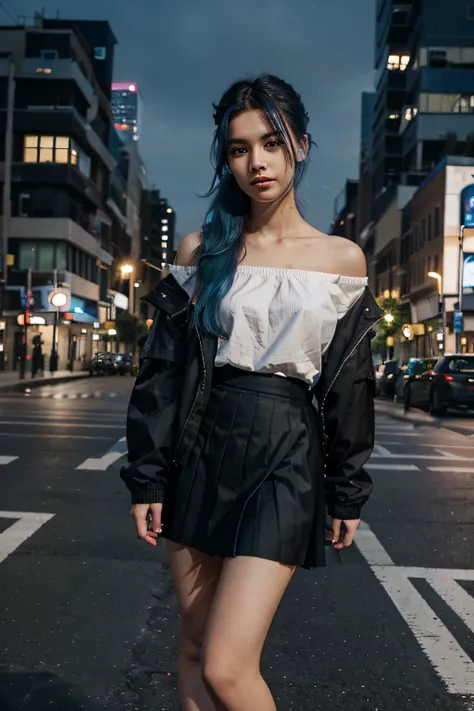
[{"left": 2, "top": 0, "right": 376, "bottom": 242}]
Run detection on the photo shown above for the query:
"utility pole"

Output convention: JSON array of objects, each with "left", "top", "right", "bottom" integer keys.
[
  {"left": 19, "top": 268, "right": 32, "bottom": 381},
  {"left": 455, "top": 225, "right": 465, "bottom": 353},
  {"left": 50, "top": 269, "right": 59, "bottom": 373},
  {"left": 1, "top": 54, "right": 15, "bottom": 313}
]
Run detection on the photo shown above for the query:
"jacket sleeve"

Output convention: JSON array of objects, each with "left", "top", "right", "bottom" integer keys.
[
  {"left": 322, "top": 331, "right": 376, "bottom": 521},
  {"left": 120, "top": 307, "right": 187, "bottom": 504}
]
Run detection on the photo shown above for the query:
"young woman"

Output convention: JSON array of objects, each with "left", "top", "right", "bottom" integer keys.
[{"left": 121, "top": 74, "right": 383, "bottom": 711}]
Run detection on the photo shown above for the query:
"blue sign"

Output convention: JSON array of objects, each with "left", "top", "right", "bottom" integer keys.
[
  {"left": 463, "top": 253, "right": 474, "bottom": 290},
  {"left": 461, "top": 184, "right": 474, "bottom": 226},
  {"left": 454, "top": 310, "right": 463, "bottom": 334}
]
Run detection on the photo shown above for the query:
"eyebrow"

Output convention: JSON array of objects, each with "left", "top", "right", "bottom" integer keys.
[{"left": 227, "top": 131, "right": 281, "bottom": 146}]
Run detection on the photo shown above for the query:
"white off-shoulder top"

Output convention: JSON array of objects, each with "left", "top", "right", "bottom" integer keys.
[{"left": 167, "top": 264, "right": 368, "bottom": 387}]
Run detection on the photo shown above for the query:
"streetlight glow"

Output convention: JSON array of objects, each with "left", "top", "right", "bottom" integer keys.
[
  {"left": 50, "top": 291, "right": 68, "bottom": 308},
  {"left": 120, "top": 263, "right": 133, "bottom": 276},
  {"left": 428, "top": 271, "right": 442, "bottom": 295},
  {"left": 384, "top": 313, "right": 394, "bottom": 325}
]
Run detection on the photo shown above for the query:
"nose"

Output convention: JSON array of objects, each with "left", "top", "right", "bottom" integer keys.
[{"left": 249, "top": 147, "right": 267, "bottom": 173}]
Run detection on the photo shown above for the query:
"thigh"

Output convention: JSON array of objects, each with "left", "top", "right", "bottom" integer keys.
[
  {"left": 202, "top": 556, "right": 296, "bottom": 671},
  {"left": 166, "top": 540, "right": 224, "bottom": 649}
]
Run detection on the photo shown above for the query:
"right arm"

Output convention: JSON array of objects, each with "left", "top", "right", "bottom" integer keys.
[{"left": 121, "top": 232, "right": 200, "bottom": 540}]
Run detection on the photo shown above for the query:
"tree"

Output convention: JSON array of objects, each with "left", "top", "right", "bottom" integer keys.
[
  {"left": 371, "top": 295, "right": 408, "bottom": 358},
  {"left": 115, "top": 311, "right": 140, "bottom": 352}
]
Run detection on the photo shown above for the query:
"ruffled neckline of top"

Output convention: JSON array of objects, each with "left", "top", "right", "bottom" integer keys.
[{"left": 168, "top": 263, "right": 368, "bottom": 286}]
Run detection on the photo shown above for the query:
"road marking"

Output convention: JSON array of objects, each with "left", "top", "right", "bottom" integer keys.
[
  {"left": 356, "top": 523, "right": 474, "bottom": 696},
  {"left": 427, "top": 466, "right": 474, "bottom": 473},
  {"left": 373, "top": 444, "right": 393, "bottom": 456},
  {"left": 0, "top": 456, "right": 18, "bottom": 465},
  {"left": 0, "top": 511, "right": 54, "bottom": 565},
  {"left": 375, "top": 432, "right": 421, "bottom": 437},
  {"left": 75, "top": 437, "right": 128, "bottom": 471},
  {"left": 365, "top": 463, "right": 420, "bottom": 471},
  {"left": 370, "top": 453, "right": 474, "bottom": 460},
  {"left": 76, "top": 450, "right": 127, "bottom": 470},
  {"left": 0, "top": 421, "right": 123, "bottom": 429},
  {"left": 0, "top": 432, "right": 116, "bottom": 440},
  {"left": 435, "top": 449, "right": 464, "bottom": 459}
]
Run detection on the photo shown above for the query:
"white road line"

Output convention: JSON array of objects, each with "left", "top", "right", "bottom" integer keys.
[
  {"left": 76, "top": 449, "right": 128, "bottom": 471},
  {"left": 0, "top": 432, "right": 115, "bottom": 440},
  {"left": 370, "top": 453, "right": 474, "bottom": 460},
  {"left": 0, "top": 511, "right": 55, "bottom": 565},
  {"left": 373, "top": 444, "right": 393, "bottom": 456},
  {"left": 435, "top": 449, "right": 464, "bottom": 459},
  {"left": 0, "top": 421, "right": 123, "bottom": 429},
  {"left": 0, "top": 456, "right": 18, "bottom": 465},
  {"left": 427, "top": 467, "right": 474, "bottom": 473},
  {"left": 356, "top": 523, "right": 474, "bottom": 696},
  {"left": 365, "top": 463, "right": 420, "bottom": 470},
  {"left": 378, "top": 443, "right": 474, "bottom": 449}
]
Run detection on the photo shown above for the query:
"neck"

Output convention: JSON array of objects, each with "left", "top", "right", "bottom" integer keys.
[{"left": 245, "top": 189, "right": 304, "bottom": 239}]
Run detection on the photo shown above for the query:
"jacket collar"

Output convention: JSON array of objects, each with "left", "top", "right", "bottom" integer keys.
[{"left": 143, "top": 272, "right": 191, "bottom": 317}]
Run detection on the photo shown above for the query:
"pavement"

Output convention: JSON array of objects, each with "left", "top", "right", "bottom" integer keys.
[
  {"left": 375, "top": 394, "right": 474, "bottom": 437},
  {"left": 0, "top": 368, "right": 89, "bottom": 393},
  {"left": 0, "top": 377, "right": 474, "bottom": 709}
]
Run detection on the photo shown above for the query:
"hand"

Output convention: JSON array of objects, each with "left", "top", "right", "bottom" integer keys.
[
  {"left": 130, "top": 503, "right": 163, "bottom": 547},
  {"left": 331, "top": 518, "right": 360, "bottom": 550}
]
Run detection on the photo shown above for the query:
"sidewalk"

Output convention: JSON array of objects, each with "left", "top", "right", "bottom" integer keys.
[
  {"left": 375, "top": 396, "right": 474, "bottom": 437},
  {"left": 0, "top": 369, "right": 89, "bottom": 393}
]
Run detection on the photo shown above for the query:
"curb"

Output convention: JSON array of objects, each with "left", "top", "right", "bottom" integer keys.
[{"left": 0, "top": 373, "right": 90, "bottom": 394}]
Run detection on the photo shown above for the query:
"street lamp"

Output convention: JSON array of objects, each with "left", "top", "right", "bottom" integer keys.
[
  {"left": 428, "top": 271, "right": 444, "bottom": 350},
  {"left": 120, "top": 263, "right": 133, "bottom": 276},
  {"left": 120, "top": 263, "right": 134, "bottom": 315},
  {"left": 384, "top": 313, "right": 394, "bottom": 360},
  {"left": 49, "top": 289, "right": 68, "bottom": 373}
]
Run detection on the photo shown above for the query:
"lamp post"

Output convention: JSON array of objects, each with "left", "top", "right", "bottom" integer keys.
[
  {"left": 120, "top": 263, "right": 134, "bottom": 314},
  {"left": 384, "top": 313, "right": 394, "bottom": 360},
  {"left": 48, "top": 286, "right": 68, "bottom": 373},
  {"left": 428, "top": 271, "right": 444, "bottom": 352}
]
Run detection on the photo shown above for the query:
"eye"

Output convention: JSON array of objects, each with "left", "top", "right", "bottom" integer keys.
[
  {"left": 265, "top": 140, "right": 283, "bottom": 149},
  {"left": 229, "top": 146, "right": 246, "bottom": 156}
]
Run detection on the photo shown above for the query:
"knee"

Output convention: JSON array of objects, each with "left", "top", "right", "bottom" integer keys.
[{"left": 201, "top": 652, "right": 246, "bottom": 700}]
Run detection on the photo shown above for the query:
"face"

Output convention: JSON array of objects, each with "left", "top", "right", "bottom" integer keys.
[{"left": 225, "top": 109, "right": 305, "bottom": 203}]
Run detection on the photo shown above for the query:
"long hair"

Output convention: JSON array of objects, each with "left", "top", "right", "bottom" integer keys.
[{"left": 190, "top": 74, "right": 313, "bottom": 338}]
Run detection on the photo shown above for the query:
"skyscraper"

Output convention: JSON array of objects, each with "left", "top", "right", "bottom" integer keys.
[{"left": 111, "top": 82, "right": 141, "bottom": 141}]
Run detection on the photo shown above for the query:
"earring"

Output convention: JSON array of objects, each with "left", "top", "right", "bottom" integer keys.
[{"left": 297, "top": 147, "right": 305, "bottom": 162}]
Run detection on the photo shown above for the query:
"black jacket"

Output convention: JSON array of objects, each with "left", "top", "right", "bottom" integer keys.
[{"left": 121, "top": 272, "right": 383, "bottom": 521}]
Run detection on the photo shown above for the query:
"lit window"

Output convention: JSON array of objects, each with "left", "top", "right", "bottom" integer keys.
[
  {"left": 161, "top": 241, "right": 167, "bottom": 248},
  {"left": 387, "top": 54, "right": 400, "bottom": 70},
  {"left": 23, "top": 135, "right": 83, "bottom": 165},
  {"left": 162, "top": 225, "right": 168, "bottom": 231},
  {"left": 161, "top": 219, "right": 168, "bottom": 224},
  {"left": 94, "top": 46, "right": 107, "bottom": 60},
  {"left": 162, "top": 235, "right": 168, "bottom": 242},
  {"left": 388, "top": 112, "right": 400, "bottom": 119},
  {"left": 162, "top": 252, "right": 167, "bottom": 259}
]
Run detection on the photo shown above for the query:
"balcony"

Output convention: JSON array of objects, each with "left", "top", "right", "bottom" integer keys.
[
  {"left": 19, "top": 58, "right": 95, "bottom": 108},
  {"left": 9, "top": 217, "right": 113, "bottom": 263},
  {"left": 11, "top": 162, "right": 103, "bottom": 208}
]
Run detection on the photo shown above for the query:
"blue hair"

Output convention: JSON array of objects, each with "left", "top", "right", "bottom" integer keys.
[{"left": 190, "top": 75, "right": 313, "bottom": 338}]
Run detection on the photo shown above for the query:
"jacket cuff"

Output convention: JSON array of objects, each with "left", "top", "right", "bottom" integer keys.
[
  {"left": 327, "top": 502, "right": 362, "bottom": 521},
  {"left": 131, "top": 488, "right": 165, "bottom": 504}
]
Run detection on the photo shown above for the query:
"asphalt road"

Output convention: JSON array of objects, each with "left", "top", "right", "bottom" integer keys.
[{"left": 1, "top": 376, "right": 474, "bottom": 710}]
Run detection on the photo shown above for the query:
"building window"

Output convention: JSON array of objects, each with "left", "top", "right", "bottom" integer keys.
[
  {"left": 19, "top": 194, "right": 31, "bottom": 217},
  {"left": 387, "top": 54, "right": 410, "bottom": 71},
  {"left": 428, "top": 49, "right": 447, "bottom": 68},
  {"left": 23, "top": 136, "right": 85, "bottom": 166},
  {"left": 94, "top": 46, "right": 107, "bottom": 60},
  {"left": 434, "top": 206, "right": 441, "bottom": 236},
  {"left": 428, "top": 214, "right": 432, "bottom": 241},
  {"left": 40, "top": 49, "right": 58, "bottom": 60}
]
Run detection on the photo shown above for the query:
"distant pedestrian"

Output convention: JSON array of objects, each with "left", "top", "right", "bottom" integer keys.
[{"left": 121, "top": 74, "right": 382, "bottom": 711}]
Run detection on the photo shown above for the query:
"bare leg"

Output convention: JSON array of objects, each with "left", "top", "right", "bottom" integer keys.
[
  {"left": 166, "top": 540, "right": 224, "bottom": 711},
  {"left": 201, "top": 555, "right": 296, "bottom": 711}
]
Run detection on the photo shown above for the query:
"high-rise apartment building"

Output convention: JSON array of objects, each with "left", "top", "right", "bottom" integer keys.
[{"left": 111, "top": 82, "right": 141, "bottom": 142}]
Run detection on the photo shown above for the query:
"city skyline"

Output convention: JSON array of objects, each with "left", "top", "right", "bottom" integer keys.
[{"left": 1, "top": 0, "right": 376, "bottom": 240}]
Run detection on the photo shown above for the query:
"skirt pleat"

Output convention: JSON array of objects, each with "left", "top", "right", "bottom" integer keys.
[{"left": 163, "top": 365, "right": 326, "bottom": 569}]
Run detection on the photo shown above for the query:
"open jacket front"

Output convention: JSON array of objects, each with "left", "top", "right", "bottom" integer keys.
[{"left": 121, "top": 272, "right": 384, "bottom": 525}]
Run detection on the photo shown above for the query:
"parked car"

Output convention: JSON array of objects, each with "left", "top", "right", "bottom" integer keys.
[
  {"left": 114, "top": 352, "right": 138, "bottom": 376},
  {"left": 83, "top": 352, "right": 118, "bottom": 376},
  {"left": 404, "top": 354, "right": 474, "bottom": 415},
  {"left": 375, "top": 359, "right": 405, "bottom": 397},
  {"left": 394, "top": 357, "right": 438, "bottom": 404}
]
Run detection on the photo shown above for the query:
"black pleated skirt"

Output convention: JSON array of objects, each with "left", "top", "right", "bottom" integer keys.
[{"left": 162, "top": 365, "right": 327, "bottom": 569}]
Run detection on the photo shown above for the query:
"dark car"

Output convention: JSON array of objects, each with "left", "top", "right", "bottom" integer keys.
[
  {"left": 404, "top": 354, "right": 474, "bottom": 415},
  {"left": 394, "top": 357, "right": 438, "bottom": 404},
  {"left": 114, "top": 352, "right": 137, "bottom": 375},
  {"left": 375, "top": 359, "right": 404, "bottom": 397},
  {"left": 83, "top": 352, "right": 118, "bottom": 376}
]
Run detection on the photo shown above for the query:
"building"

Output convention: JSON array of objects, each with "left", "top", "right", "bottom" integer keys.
[
  {"left": 329, "top": 179, "right": 359, "bottom": 241},
  {"left": 356, "top": 92, "right": 376, "bottom": 266},
  {"left": 111, "top": 82, "right": 141, "bottom": 142},
  {"left": 372, "top": 0, "right": 413, "bottom": 203},
  {"left": 0, "top": 16, "right": 117, "bottom": 370}
]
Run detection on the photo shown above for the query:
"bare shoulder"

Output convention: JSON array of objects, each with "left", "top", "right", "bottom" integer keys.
[
  {"left": 317, "top": 234, "right": 367, "bottom": 278},
  {"left": 174, "top": 231, "right": 202, "bottom": 267}
]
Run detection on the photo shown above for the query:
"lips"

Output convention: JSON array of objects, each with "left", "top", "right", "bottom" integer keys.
[{"left": 250, "top": 177, "right": 274, "bottom": 186}]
